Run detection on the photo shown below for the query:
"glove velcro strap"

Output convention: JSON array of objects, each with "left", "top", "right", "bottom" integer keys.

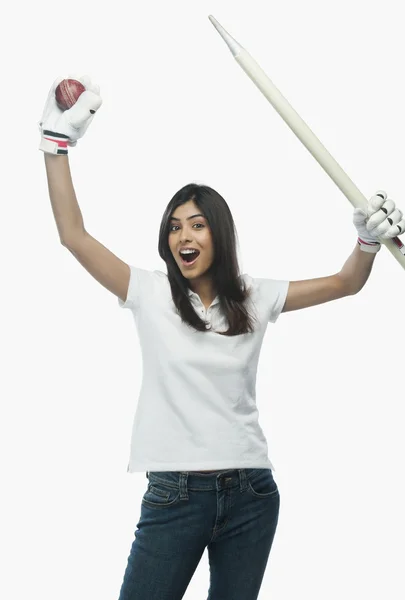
[
  {"left": 39, "top": 130, "right": 70, "bottom": 155},
  {"left": 357, "top": 237, "right": 381, "bottom": 253}
]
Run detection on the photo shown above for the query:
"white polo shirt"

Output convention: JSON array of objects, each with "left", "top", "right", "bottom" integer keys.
[{"left": 118, "top": 266, "right": 289, "bottom": 473}]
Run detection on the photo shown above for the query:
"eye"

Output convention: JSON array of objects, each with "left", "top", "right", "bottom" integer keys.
[{"left": 169, "top": 223, "right": 205, "bottom": 232}]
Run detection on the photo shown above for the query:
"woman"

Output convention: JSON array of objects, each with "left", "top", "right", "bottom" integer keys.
[{"left": 39, "top": 76, "right": 404, "bottom": 600}]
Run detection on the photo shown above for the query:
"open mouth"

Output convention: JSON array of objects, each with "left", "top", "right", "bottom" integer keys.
[{"left": 179, "top": 250, "right": 200, "bottom": 266}]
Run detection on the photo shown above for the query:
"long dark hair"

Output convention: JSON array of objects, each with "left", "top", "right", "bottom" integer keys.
[{"left": 158, "top": 183, "right": 258, "bottom": 337}]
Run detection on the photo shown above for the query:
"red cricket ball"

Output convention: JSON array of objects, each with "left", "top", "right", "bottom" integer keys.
[{"left": 55, "top": 79, "right": 86, "bottom": 111}]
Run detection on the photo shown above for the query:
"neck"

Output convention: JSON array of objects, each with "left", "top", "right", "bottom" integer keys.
[{"left": 189, "top": 277, "right": 216, "bottom": 306}]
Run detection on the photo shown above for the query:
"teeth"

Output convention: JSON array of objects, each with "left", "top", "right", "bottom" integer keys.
[{"left": 180, "top": 249, "right": 197, "bottom": 254}]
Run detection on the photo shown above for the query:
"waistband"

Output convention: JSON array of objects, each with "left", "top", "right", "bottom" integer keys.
[{"left": 146, "top": 468, "right": 270, "bottom": 495}]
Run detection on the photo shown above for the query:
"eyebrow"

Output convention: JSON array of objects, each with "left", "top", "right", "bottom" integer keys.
[{"left": 169, "top": 213, "right": 205, "bottom": 222}]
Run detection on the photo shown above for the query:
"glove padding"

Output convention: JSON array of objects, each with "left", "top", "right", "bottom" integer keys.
[
  {"left": 38, "top": 74, "right": 102, "bottom": 150},
  {"left": 353, "top": 190, "right": 405, "bottom": 252}
]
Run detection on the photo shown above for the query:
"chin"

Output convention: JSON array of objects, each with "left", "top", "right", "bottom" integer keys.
[
  {"left": 180, "top": 266, "right": 205, "bottom": 279},
  {"left": 181, "top": 269, "right": 199, "bottom": 278}
]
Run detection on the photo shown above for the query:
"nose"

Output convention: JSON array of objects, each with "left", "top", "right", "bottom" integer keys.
[{"left": 180, "top": 234, "right": 192, "bottom": 244}]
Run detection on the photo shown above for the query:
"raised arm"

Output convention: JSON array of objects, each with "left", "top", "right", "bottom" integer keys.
[
  {"left": 282, "top": 244, "right": 375, "bottom": 313},
  {"left": 44, "top": 154, "right": 86, "bottom": 243},
  {"left": 282, "top": 190, "right": 404, "bottom": 313},
  {"left": 44, "top": 154, "right": 130, "bottom": 304},
  {"left": 40, "top": 76, "right": 130, "bottom": 304}
]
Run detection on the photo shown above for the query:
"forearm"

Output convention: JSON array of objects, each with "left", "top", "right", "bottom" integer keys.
[
  {"left": 338, "top": 243, "right": 377, "bottom": 295},
  {"left": 44, "top": 154, "right": 86, "bottom": 243}
]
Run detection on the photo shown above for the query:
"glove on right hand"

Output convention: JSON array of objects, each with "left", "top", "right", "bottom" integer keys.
[{"left": 38, "top": 74, "right": 102, "bottom": 155}]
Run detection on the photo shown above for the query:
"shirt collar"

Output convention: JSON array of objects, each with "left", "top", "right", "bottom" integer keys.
[{"left": 188, "top": 287, "right": 220, "bottom": 308}]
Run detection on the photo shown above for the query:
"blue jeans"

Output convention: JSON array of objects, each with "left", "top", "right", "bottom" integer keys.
[{"left": 118, "top": 468, "right": 280, "bottom": 600}]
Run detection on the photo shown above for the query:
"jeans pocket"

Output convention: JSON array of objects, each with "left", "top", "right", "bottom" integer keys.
[
  {"left": 247, "top": 469, "right": 279, "bottom": 498},
  {"left": 142, "top": 481, "right": 181, "bottom": 508}
]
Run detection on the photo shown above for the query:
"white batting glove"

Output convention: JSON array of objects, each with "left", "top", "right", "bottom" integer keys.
[
  {"left": 38, "top": 74, "right": 102, "bottom": 155},
  {"left": 353, "top": 190, "right": 405, "bottom": 253}
]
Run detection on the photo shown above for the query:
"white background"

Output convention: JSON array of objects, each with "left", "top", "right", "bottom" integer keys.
[{"left": 2, "top": 1, "right": 405, "bottom": 598}]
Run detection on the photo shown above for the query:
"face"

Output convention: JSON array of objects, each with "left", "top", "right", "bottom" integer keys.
[{"left": 168, "top": 200, "right": 215, "bottom": 282}]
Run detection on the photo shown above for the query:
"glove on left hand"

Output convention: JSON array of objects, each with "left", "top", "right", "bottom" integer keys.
[{"left": 353, "top": 190, "right": 405, "bottom": 253}]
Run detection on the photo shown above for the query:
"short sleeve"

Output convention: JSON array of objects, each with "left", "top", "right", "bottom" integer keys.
[
  {"left": 118, "top": 265, "right": 159, "bottom": 312},
  {"left": 253, "top": 277, "right": 290, "bottom": 323}
]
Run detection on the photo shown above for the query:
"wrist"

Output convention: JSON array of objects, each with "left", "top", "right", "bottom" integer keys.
[
  {"left": 39, "top": 130, "right": 69, "bottom": 155},
  {"left": 357, "top": 236, "right": 381, "bottom": 253}
]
